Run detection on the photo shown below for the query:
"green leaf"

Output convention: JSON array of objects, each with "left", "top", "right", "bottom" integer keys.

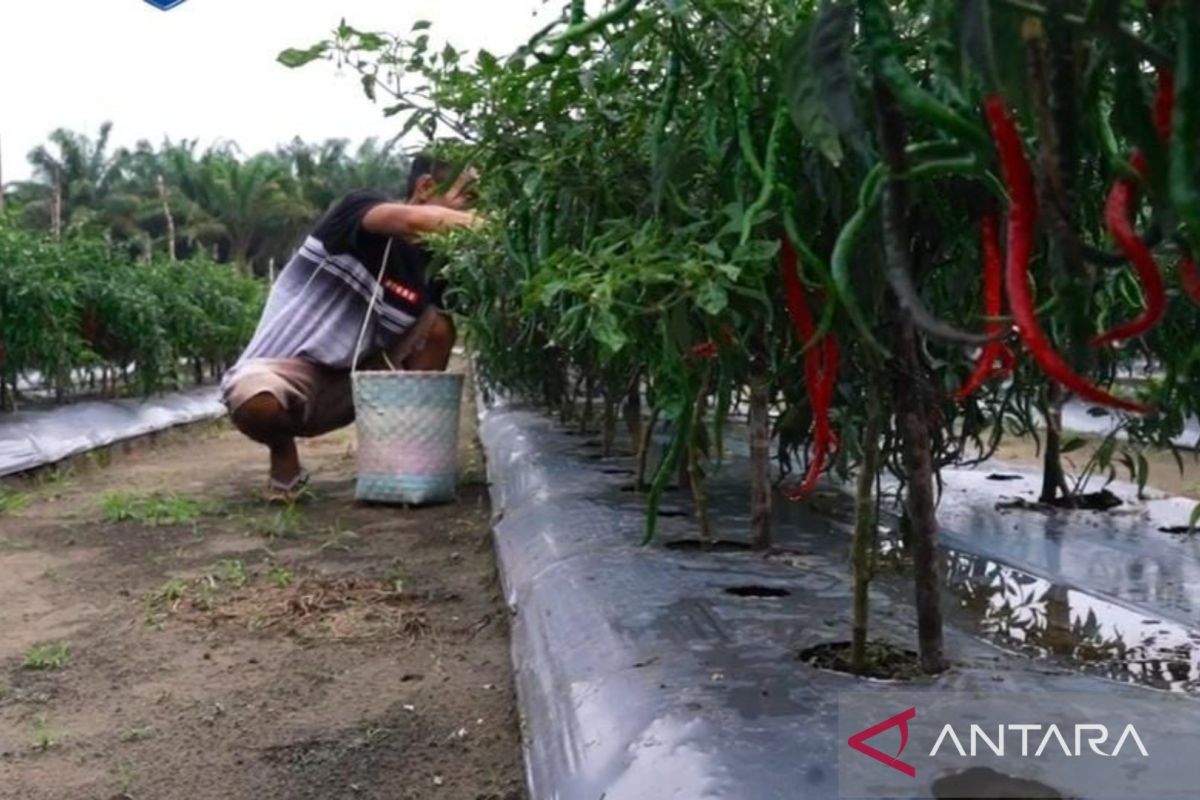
[
  {"left": 1189, "top": 503, "right": 1200, "bottom": 535},
  {"left": 782, "top": 16, "right": 844, "bottom": 166},
  {"left": 411, "top": 20, "right": 432, "bottom": 31},
  {"left": 714, "top": 262, "right": 741, "bottom": 281},
  {"left": 1135, "top": 452, "right": 1149, "bottom": 499},
  {"left": 357, "top": 32, "right": 387, "bottom": 51},
  {"left": 361, "top": 74, "right": 377, "bottom": 102},
  {"left": 592, "top": 308, "right": 628, "bottom": 353},
  {"left": 810, "top": 1, "right": 863, "bottom": 153},
  {"left": 277, "top": 44, "right": 329, "bottom": 69},
  {"left": 696, "top": 281, "right": 729, "bottom": 316},
  {"left": 1060, "top": 435, "right": 1086, "bottom": 453}
]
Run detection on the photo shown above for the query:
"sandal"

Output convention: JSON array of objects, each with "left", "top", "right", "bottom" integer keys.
[{"left": 264, "top": 469, "right": 312, "bottom": 505}]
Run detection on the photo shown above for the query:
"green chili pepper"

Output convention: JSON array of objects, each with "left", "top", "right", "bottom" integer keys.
[
  {"left": 651, "top": 47, "right": 683, "bottom": 213},
  {"left": 733, "top": 65, "right": 767, "bottom": 183},
  {"left": 859, "top": 0, "right": 990, "bottom": 151},
  {"left": 739, "top": 103, "right": 789, "bottom": 246},
  {"left": 534, "top": 0, "right": 642, "bottom": 63},
  {"left": 536, "top": 199, "right": 556, "bottom": 263},
  {"left": 830, "top": 164, "right": 890, "bottom": 357}
]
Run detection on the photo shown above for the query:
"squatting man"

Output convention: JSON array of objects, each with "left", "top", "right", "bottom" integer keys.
[{"left": 220, "top": 155, "right": 481, "bottom": 501}]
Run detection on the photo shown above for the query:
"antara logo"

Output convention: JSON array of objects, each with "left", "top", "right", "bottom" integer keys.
[
  {"left": 930, "top": 723, "right": 1149, "bottom": 759},
  {"left": 848, "top": 708, "right": 917, "bottom": 777},
  {"left": 848, "top": 708, "right": 1150, "bottom": 777},
  {"left": 144, "top": 0, "right": 189, "bottom": 10}
]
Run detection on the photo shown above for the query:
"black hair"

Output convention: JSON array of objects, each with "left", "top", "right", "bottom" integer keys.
[{"left": 404, "top": 152, "right": 455, "bottom": 200}]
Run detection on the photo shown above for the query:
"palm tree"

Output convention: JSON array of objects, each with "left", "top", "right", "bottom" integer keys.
[{"left": 15, "top": 123, "right": 134, "bottom": 240}]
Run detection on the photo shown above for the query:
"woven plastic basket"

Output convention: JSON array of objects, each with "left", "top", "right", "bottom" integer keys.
[
  {"left": 352, "top": 370, "right": 464, "bottom": 505},
  {"left": 348, "top": 237, "right": 464, "bottom": 506}
]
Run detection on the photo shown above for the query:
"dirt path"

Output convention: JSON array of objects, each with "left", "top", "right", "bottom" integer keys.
[{"left": 0, "top": 373, "right": 526, "bottom": 800}]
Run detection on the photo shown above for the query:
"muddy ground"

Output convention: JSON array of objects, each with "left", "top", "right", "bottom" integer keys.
[
  {"left": 992, "top": 433, "right": 1200, "bottom": 500},
  {"left": 0, "top": 374, "right": 526, "bottom": 800}
]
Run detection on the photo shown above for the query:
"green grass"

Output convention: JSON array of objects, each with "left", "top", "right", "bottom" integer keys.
[
  {"left": 121, "top": 725, "right": 155, "bottom": 743},
  {"left": 22, "top": 641, "right": 70, "bottom": 671},
  {"left": 31, "top": 714, "right": 62, "bottom": 750},
  {"left": 254, "top": 503, "right": 307, "bottom": 540},
  {"left": 152, "top": 577, "right": 189, "bottom": 602},
  {"left": 0, "top": 486, "right": 29, "bottom": 515},
  {"left": 101, "top": 491, "right": 218, "bottom": 526},
  {"left": 268, "top": 566, "right": 295, "bottom": 588},
  {"left": 115, "top": 761, "right": 137, "bottom": 795},
  {"left": 208, "top": 559, "right": 248, "bottom": 589}
]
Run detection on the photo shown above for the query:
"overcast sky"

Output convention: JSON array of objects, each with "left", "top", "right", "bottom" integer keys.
[{"left": 0, "top": 0, "right": 548, "bottom": 183}]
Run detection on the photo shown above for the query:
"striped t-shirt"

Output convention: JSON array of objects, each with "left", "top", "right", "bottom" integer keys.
[{"left": 223, "top": 190, "right": 432, "bottom": 379}]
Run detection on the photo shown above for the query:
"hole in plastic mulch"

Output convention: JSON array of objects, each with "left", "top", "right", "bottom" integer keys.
[
  {"left": 723, "top": 585, "right": 791, "bottom": 598},
  {"left": 620, "top": 484, "right": 679, "bottom": 493},
  {"left": 986, "top": 473, "right": 1024, "bottom": 482},
  {"left": 664, "top": 539, "right": 755, "bottom": 553},
  {"left": 656, "top": 508, "right": 689, "bottom": 518}
]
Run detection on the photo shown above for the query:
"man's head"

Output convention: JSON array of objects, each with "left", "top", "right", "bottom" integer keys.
[{"left": 405, "top": 153, "right": 478, "bottom": 210}]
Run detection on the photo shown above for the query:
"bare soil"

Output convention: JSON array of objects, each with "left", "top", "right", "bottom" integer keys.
[
  {"left": 990, "top": 434, "right": 1200, "bottom": 500},
  {"left": 0, "top": 373, "right": 526, "bottom": 800}
]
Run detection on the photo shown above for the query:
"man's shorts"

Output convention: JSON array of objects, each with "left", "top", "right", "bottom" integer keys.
[{"left": 222, "top": 307, "right": 442, "bottom": 438}]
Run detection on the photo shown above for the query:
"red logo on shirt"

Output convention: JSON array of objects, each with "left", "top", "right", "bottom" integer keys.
[{"left": 382, "top": 278, "right": 421, "bottom": 305}]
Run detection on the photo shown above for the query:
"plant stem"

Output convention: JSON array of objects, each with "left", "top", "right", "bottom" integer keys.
[
  {"left": 748, "top": 351, "right": 772, "bottom": 550},
  {"left": 851, "top": 379, "right": 883, "bottom": 673},
  {"left": 992, "top": 0, "right": 1171, "bottom": 67},
  {"left": 635, "top": 407, "right": 660, "bottom": 490},
  {"left": 688, "top": 371, "right": 712, "bottom": 547}
]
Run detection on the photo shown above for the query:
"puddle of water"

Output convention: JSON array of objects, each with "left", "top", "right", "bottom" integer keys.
[{"left": 941, "top": 547, "right": 1200, "bottom": 694}]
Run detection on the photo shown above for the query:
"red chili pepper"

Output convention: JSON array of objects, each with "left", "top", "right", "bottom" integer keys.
[
  {"left": 780, "top": 237, "right": 841, "bottom": 501},
  {"left": 689, "top": 341, "right": 719, "bottom": 360},
  {"left": 952, "top": 212, "right": 1017, "bottom": 401},
  {"left": 983, "top": 95, "right": 1153, "bottom": 415},
  {"left": 1092, "top": 67, "right": 1177, "bottom": 344},
  {"left": 1093, "top": 150, "right": 1167, "bottom": 346}
]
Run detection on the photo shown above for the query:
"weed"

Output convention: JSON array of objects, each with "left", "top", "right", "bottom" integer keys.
[
  {"left": 115, "top": 760, "right": 137, "bottom": 793},
  {"left": 101, "top": 492, "right": 138, "bottom": 523},
  {"left": 258, "top": 503, "right": 306, "bottom": 540},
  {"left": 121, "top": 725, "right": 155, "bottom": 743},
  {"left": 101, "top": 491, "right": 217, "bottom": 526},
  {"left": 149, "top": 577, "right": 189, "bottom": 607},
  {"left": 31, "top": 714, "right": 62, "bottom": 750},
  {"left": 318, "top": 520, "right": 359, "bottom": 553},
  {"left": 209, "top": 559, "right": 249, "bottom": 589},
  {"left": 268, "top": 566, "right": 295, "bottom": 588},
  {"left": 0, "top": 487, "right": 29, "bottom": 515},
  {"left": 385, "top": 559, "right": 409, "bottom": 595},
  {"left": 22, "top": 641, "right": 70, "bottom": 671},
  {"left": 144, "top": 494, "right": 210, "bottom": 525},
  {"left": 0, "top": 679, "right": 10, "bottom": 700}
]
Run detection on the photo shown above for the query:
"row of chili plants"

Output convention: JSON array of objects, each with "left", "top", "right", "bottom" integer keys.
[
  {"left": 291, "top": 0, "right": 1200, "bottom": 675},
  {"left": 0, "top": 222, "right": 265, "bottom": 409}
]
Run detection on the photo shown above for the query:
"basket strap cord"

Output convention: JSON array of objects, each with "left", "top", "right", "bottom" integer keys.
[{"left": 351, "top": 237, "right": 396, "bottom": 376}]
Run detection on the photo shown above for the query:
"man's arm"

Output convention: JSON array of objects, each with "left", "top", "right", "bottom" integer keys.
[{"left": 361, "top": 203, "right": 480, "bottom": 240}]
